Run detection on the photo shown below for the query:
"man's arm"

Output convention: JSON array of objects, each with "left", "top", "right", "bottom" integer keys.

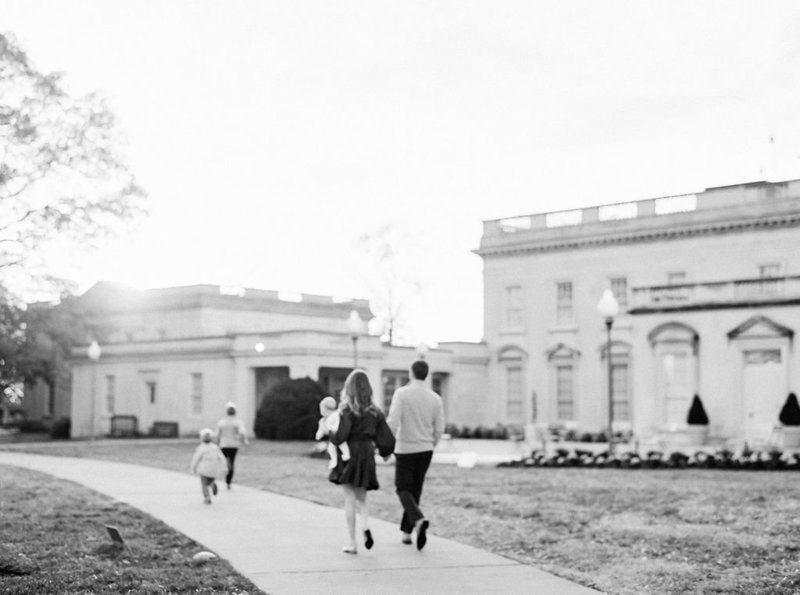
[
  {"left": 432, "top": 397, "right": 445, "bottom": 447},
  {"left": 386, "top": 390, "right": 402, "bottom": 436}
]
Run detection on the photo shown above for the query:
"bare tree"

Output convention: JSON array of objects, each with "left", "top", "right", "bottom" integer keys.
[
  {"left": 356, "top": 224, "right": 422, "bottom": 345},
  {"left": 0, "top": 33, "right": 146, "bottom": 293}
]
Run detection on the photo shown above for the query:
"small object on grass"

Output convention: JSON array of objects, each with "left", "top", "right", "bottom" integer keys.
[
  {"left": 105, "top": 525, "right": 125, "bottom": 546},
  {"left": 457, "top": 452, "right": 477, "bottom": 468},
  {"left": 192, "top": 551, "right": 217, "bottom": 563}
]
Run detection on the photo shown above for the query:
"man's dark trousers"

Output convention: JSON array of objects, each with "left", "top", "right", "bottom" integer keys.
[{"left": 395, "top": 450, "right": 434, "bottom": 533}]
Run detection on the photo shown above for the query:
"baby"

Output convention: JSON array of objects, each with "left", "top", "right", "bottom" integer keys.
[{"left": 316, "top": 396, "right": 350, "bottom": 469}]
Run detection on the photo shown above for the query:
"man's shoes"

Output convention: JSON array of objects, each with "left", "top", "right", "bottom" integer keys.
[
  {"left": 401, "top": 533, "right": 412, "bottom": 545},
  {"left": 211, "top": 482, "right": 218, "bottom": 496},
  {"left": 415, "top": 519, "right": 429, "bottom": 551},
  {"left": 364, "top": 529, "right": 374, "bottom": 550}
]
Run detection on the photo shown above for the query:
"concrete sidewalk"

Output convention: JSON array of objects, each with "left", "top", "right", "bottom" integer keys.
[{"left": 0, "top": 451, "right": 599, "bottom": 594}]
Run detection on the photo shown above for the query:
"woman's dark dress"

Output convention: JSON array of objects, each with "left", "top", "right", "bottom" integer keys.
[{"left": 329, "top": 406, "right": 384, "bottom": 491}]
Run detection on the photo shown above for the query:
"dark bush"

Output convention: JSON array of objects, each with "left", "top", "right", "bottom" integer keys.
[
  {"left": 444, "top": 423, "right": 460, "bottom": 437},
  {"left": 579, "top": 432, "right": 594, "bottom": 443},
  {"left": 16, "top": 419, "right": 47, "bottom": 433},
  {"left": 254, "top": 377, "right": 327, "bottom": 440},
  {"left": 686, "top": 394, "right": 709, "bottom": 425},
  {"left": 50, "top": 417, "right": 70, "bottom": 439},
  {"left": 779, "top": 393, "right": 800, "bottom": 426}
]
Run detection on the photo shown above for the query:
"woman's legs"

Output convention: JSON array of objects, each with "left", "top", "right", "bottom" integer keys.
[
  {"left": 221, "top": 447, "right": 238, "bottom": 487},
  {"left": 355, "top": 487, "right": 373, "bottom": 549},
  {"left": 342, "top": 485, "right": 357, "bottom": 552}
]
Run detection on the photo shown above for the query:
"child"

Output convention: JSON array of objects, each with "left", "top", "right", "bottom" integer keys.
[
  {"left": 190, "top": 428, "right": 228, "bottom": 504},
  {"left": 316, "top": 396, "right": 350, "bottom": 469}
]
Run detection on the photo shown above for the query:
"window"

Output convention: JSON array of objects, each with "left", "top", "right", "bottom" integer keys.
[
  {"left": 611, "top": 363, "right": 630, "bottom": 422},
  {"left": 556, "top": 282, "right": 573, "bottom": 323},
  {"left": 146, "top": 381, "right": 157, "bottom": 404},
  {"left": 759, "top": 263, "right": 781, "bottom": 278},
  {"left": 610, "top": 277, "right": 628, "bottom": 310},
  {"left": 504, "top": 286, "right": 524, "bottom": 329},
  {"left": 191, "top": 373, "right": 203, "bottom": 415},
  {"left": 382, "top": 370, "right": 409, "bottom": 411},
  {"left": 431, "top": 372, "right": 448, "bottom": 398},
  {"left": 759, "top": 263, "right": 782, "bottom": 295},
  {"left": 506, "top": 367, "right": 524, "bottom": 424},
  {"left": 556, "top": 365, "right": 574, "bottom": 420},
  {"left": 105, "top": 375, "right": 115, "bottom": 415},
  {"left": 667, "top": 272, "right": 686, "bottom": 285}
]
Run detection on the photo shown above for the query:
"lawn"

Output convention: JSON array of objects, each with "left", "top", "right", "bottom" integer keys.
[
  {"left": 5, "top": 438, "right": 800, "bottom": 594},
  {"left": 0, "top": 464, "right": 259, "bottom": 595}
]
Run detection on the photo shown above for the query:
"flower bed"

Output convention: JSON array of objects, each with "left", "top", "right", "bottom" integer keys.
[{"left": 498, "top": 448, "right": 800, "bottom": 470}]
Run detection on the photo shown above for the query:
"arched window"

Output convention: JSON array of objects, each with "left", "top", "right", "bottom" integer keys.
[
  {"left": 498, "top": 346, "right": 528, "bottom": 426},
  {"left": 546, "top": 344, "right": 581, "bottom": 423},
  {"left": 648, "top": 322, "right": 699, "bottom": 428},
  {"left": 600, "top": 341, "right": 632, "bottom": 424}
]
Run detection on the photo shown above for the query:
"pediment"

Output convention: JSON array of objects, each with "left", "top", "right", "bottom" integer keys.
[
  {"left": 546, "top": 342, "right": 581, "bottom": 361},
  {"left": 498, "top": 345, "right": 528, "bottom": 362},
  {"left": 727, "top": 315, "right": 794, "bottom": 340}
]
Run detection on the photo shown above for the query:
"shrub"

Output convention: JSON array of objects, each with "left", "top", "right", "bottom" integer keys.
[
  {"left": 50, "top": 417, "right": 70, "bottom": 439},
  {"left": 254, "top": 377, "right": 327, "bottom": 440},
  {"left": 779, "top": 393, "right": 800, "bottom": 426},
  {"left": 16, "top": 419, "right": 47, "bottom": 433},
  {"left": 686, "top": 394, "right": 709, "bottom": 425},
  {"left": 444, "top": 423, "right": 460, "bottom": 437}
]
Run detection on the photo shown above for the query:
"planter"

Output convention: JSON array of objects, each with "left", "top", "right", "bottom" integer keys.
[
  {"left": 782, "top": 426, "right": 800, "bottom": 449},
  {"left": 684, "top": 425, "right": 709, "bottom": 446}
]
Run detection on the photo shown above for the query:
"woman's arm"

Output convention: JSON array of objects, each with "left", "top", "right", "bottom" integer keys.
[{"left": 330, "top": 408, "right": 352, "bottom": 446}]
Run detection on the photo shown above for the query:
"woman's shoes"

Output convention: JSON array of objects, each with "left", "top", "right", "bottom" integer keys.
[
  {"left": 342, "top": 546, "right": 357, "bottom": 554},
  {"left": 364, "top": 529, "right": 374, "bottom": 550}
]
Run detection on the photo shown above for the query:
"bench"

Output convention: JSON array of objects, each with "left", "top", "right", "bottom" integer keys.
[
  {"left": 110, "top": 415, "right": 138, "bottom": 438},
  {"left": 151, "top": 421, "right": 179, "bottom": 438}
]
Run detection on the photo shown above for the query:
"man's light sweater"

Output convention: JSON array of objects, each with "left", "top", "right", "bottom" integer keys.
[{"left": 387, "top": 379, "right": 445, "bottom": 454}]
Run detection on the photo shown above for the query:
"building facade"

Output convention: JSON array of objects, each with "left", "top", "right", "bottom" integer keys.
[
  {"left": 476, "top": 179, "right": 800, "bottom": 447},
  {"left": 68, "top": 282, "right": 489, "bottom": 438}
]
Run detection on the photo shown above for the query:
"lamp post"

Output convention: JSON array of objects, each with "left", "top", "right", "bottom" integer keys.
[
  {"left": 415, "top": 342, "right": 429, "bottom": 360},
  {"left": 596, "top": 290, "right": 619, "bottom": 455},
  {"left": 346, "top": 310, "right": 364, "bottom": 369},
  {"left": 87, "top": 340, "right": 102, "bottom": 440}
]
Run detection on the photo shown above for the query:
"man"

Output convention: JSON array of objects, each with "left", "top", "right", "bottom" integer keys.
[{"left": 386, "top": 359, "right": 445, "bottom": 550}]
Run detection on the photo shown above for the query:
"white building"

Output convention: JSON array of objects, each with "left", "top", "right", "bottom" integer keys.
[
  {"left": 68, "top": 282, "right": 488, "bottom": 438},
  {"left": 476, "top": 179, "right": 800, "bottom": 447}
]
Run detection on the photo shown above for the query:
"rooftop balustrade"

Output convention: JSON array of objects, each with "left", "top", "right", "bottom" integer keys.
[
  {"left": 629, "top": 276, "right": 800, "bottom": 313},
  {"left": 480, "top": 179, "right": 800, "bottom": 247}
]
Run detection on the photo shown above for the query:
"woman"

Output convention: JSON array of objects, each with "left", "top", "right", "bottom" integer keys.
[
  {"left": 330, "top": 369, "right": 393, "bottom": 554},
  {"left": 215, "top": 401, "right": 249, "bottom": 489}
]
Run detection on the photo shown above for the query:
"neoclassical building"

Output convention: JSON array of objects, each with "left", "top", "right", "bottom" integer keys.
[
  {"left": 476, "top": 178, "right": 800, "bottom": 446},
  {"left": 67, "top": 283, "right": 488, "bottom": 438},
  {"left": 31, "top": 178, "right": 800, "bottom": 445}
]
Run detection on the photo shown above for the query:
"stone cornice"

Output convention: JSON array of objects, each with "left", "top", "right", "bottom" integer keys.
[{"left": 476, "top": 211, "right": 800, "bottom": 258}]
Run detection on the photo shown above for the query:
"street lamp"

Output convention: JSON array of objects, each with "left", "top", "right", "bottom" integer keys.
[
  {"left": 346, "top": 310, "right": 364, "bottom": 368},
  {"left": 596, "top": 290, "right": 619, "bottom": 455},
  {"left": 87, "top": 340, "right": 102, "bottom": 440},
  {"left": 415, "top": 342, "right": 429, "bottom": 360}
]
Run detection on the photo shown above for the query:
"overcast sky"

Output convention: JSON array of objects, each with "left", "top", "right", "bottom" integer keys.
[{"left": 4, "top": 1, "right": 800, "bottom": 343}]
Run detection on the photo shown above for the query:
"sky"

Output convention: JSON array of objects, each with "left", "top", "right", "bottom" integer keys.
[{"left": 3, "top": 1, "right": 800, "bottom": 343}]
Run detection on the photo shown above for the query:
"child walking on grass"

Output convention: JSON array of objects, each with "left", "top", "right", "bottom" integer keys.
[{"left": 190, "top": 428, "right": 228, "bottom": 504}]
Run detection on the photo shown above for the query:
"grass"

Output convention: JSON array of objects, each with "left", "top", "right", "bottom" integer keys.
[
  {"left": 0, "top": 465, "right": 259, "bottom": 595},
  {"left": 5, "top": 438, "right": 800, "bottom": 594}
]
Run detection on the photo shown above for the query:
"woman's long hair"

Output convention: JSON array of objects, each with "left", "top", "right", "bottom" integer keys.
[{"left": 343, "top": 369, "right": 375, "bottom": 416}]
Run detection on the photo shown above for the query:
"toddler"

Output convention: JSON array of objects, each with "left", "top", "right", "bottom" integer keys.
[
  {"left": 316, "top": 396, "right": 350, "bottom": 469},
  {"left": 190, "top": 428, "right": 228, "bottom": 504}
]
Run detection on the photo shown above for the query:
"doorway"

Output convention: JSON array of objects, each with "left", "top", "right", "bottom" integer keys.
[{"left": 742, "top": 349, "right": 785, "bottom": 444}]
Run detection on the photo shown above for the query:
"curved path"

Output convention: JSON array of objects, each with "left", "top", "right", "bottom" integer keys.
[{"left": 0, "top": 451, "right": 599, "bottom": 595}]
